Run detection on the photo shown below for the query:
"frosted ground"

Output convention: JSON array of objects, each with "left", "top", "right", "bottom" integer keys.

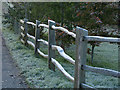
[{"left": 2, "top": 26, "right": 119, "bottom": 88}]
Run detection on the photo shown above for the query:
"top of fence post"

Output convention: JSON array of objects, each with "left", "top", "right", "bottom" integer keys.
[
  {"left": 48, "top": 20, "right": 56, "bottom": 71},
  {"left": 24, "top": 18, "right": 28, "bottom": 23},
  {"left": 74, "top": 26, "right": 88, "bottom": 88}
]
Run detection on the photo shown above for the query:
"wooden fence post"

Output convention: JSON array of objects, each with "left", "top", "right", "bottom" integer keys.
[
  {"left": 74, "top": 27, "right": 88, "bottom": 88},
  {"left": 48, "top": 20, "right": 56, "bottom": 71},
  {"left": 35, "top": 20, "right": 40, "bottom": 56},
  {"left": 24, "top": 18, "right": 28, "bottom": 46}
]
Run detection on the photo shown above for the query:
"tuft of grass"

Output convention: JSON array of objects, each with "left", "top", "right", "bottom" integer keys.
[{"left": 2, "top": 27, "right": 119, "bottom": 88}]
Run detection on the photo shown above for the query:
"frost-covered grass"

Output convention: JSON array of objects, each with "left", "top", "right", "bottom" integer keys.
[
  {"left": 65, "top": 42, "right": 118, "bottom": 71},
  {"left": 2, "top": 27, "right": 119, "bottom": 88},
  {"left": 87, "top": 43, "right": 118, "bottom": 71},
  {"left": 2, "top": 28, "right": 74, "bottom": 88}
]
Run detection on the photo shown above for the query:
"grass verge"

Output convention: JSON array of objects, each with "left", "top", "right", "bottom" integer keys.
[{"left": 2, "top": 27, "right": 119, "bottom": 88}]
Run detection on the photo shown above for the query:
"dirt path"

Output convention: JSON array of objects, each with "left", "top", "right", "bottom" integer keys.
[{"left": 1, "top": 32, "right": 28, "bottom": 88}]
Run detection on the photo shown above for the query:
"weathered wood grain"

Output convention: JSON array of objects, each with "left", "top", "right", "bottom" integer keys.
[
  {"left": 51, "top": 58, "right": 74, "bottom": 82},
  {"left": 52, "top": 25, "right": 76, "bottom": 38},
  {"left": 26, "top": 21, "right": 36, "bottom": 26},
  {"left": 35, "top": 20, "right": 41, "bottom": 56},
  {"left": 38, "top": 24, "right": 49, "bottom": 28},
  {"left": 37, "top": 49, "right": 48, "bottom": 58},
  {"left": 83, "top": 65, "right": 120, "bottom": 78},
  {"left": 19, "top": 19, "right": 120, "bottom": 88},
  {"left": 48, "top": 20, "right": 56, "bottom": 71},
  {"left": 27, "top": 33, "right": 35, "bottom": 40},
  {"left": 38, "top": 39, "right": 75, "bottom": 65},
  {"left": 38, "top": 39, "right": 48, "bottom": 45},
  {"left": 74, "top": 26, "right": 88, "bottom": 88},
  {"left": 27, "top": 40, "right": 35, "bottom": 49},
  {"left": 81, "top": 83, "right": 95, "bottom": 89},
  {"left": 52, "top": 45, "right": 75, "bottom": 65},
  {"left": 85, "top": 36, "right": 120, "bottom": 43}
]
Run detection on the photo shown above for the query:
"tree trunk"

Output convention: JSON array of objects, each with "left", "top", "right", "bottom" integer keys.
[{"left": 91, "top": 44, "right": 95, "bottom": 64}]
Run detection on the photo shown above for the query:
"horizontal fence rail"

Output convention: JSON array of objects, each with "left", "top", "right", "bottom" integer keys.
[
  {"left": 20, "top": 39, "right": 25, "bottom": 44},
  {"left": 38, "top": 24, "right": 49, "bottom": 28},
  {"left": 37, "top": 49, "right": 48, "bottom": 58},
  {"left": 22, "top": 32, "right": 75, "bottom": 65},
  {"left": 38, "top": 39, "right": 48, "bottom": 45},
  {"left": 82, "top": 65, "right": 120, "bottom": 78},
  {"left": 20, "top": 26, "right": 24, "bottom": 31},
  {"left": 81, "top": 83, "right": 95, "bottom": 89},
  {"left": 20, "top": 18, "right": 120, "bottom": 89},
  {"left": 20, "top": 19, "right": 75, "bottom": 82},
  {"left": 27, "top": 33, "right": 35, "bottom": 40},
  {"left": 20, "top": 19, "right": 24, "bottom": 24},
  {"left": 51, "top": 58, "right": 74, "bottom": 82},
  {"left": 84, "top": 36, "right": 120, "bottom": 42},
  {"left": 21, "top": 32, "right": 25, "bottom": 37},
  {"left": 27, "top": 40, "right": 35, "bottom": 48},
  {"left": 52, "top": 45, "right": 75, "bottom": 65},
  {"left": 24, "top": 38, "right": 74, "bottom": 81},
  {"left": 38, "top": 39, "right": 75, "bottom": 65},
  {"left": 52, "top": 25, "right": 76, "bottom": 38},
  {"left": 26, "top": 21, "right": 36, "bottom": 26},
  {"left": 20, "top": 32, "right": 48, "bottom": 58}
]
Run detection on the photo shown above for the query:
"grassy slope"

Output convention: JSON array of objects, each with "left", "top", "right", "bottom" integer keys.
[{"left": 2, "top": 27, "right": 118, "bottom": 88}]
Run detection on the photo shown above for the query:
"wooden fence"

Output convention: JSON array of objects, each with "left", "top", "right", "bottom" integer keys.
[{"left": 20, "top": 18, "right": 120, "bottom": 89}]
